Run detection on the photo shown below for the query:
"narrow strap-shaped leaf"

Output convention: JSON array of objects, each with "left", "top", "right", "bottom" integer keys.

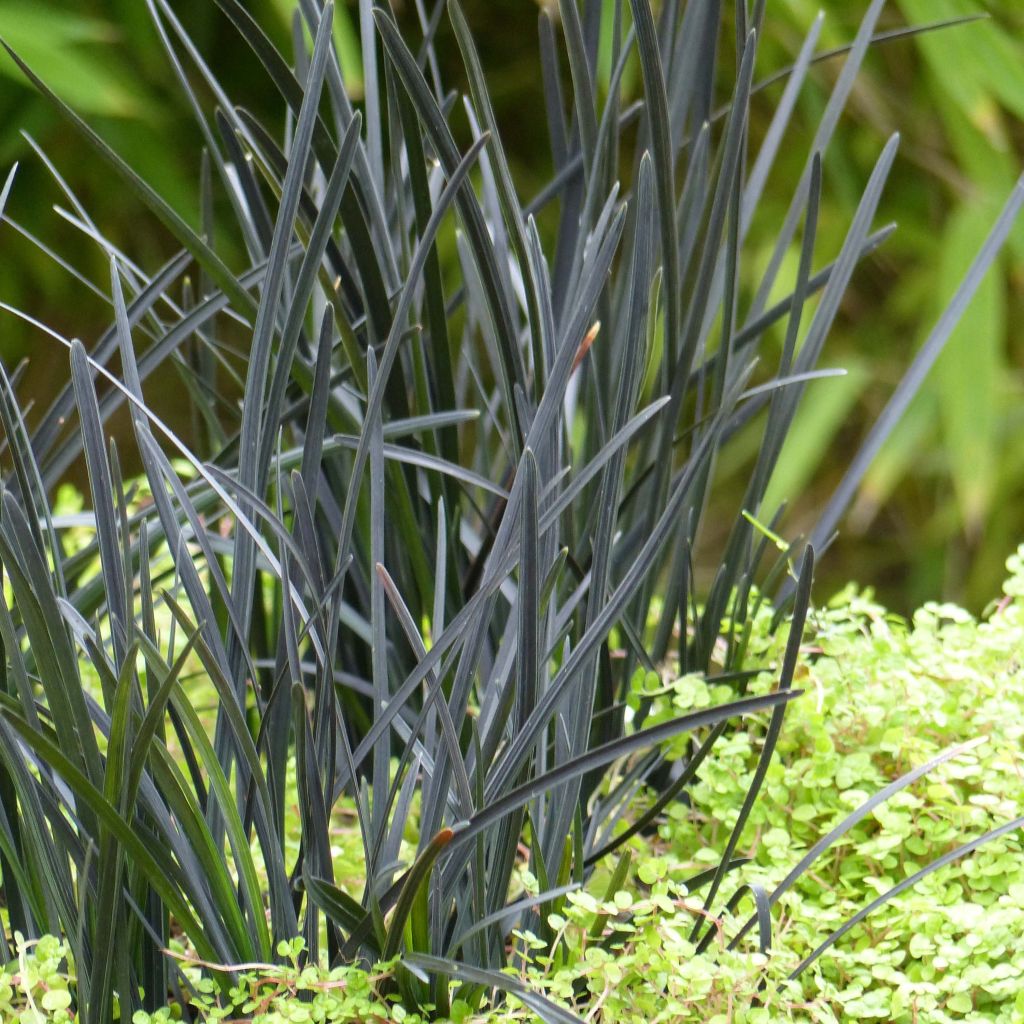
[
  {"left": 741, "top": 13, "right": 822, "bottom": 234},
  {"left": 405, "top": 953, "right": 582, "bottom": 1024},
  {"left": 744, "top": 14, "right": 987, "bottom": 107},
  {"left": 0, "top": 495, "right": 101, "bottom": 788},
  {"left": 539, "top": 10, "right": 568, "bottom": 168},
  {"left": 292, "top": 683, "right": 338, "bottom": 958},
  {"left": 255, "top": 112, "right": 363, "bottom": 484},
  {"left": 326, "top": 435, "right": 509, "bottom": 498},
  {"left": 332, "top": 133, "right": 490, "bottom": 585},
  {"left": 374, "top": 7, "right": 528, "bottom": 446},
  {"left": 487, "top": 397, "right": 739, "bottom": 798},
  {"left": 89, "top": 640, "right": 142, "bottom": 1024},
  {"left": 70, "top": 341, "right": 130, "bottom": 666},
  {"left": 693, "top": 547, "right": 813, "bottom": 951},
  {"left": 747, "top": 0, "right": 887, "bottom": 319},
  {"left": 585, "top": 719, "right": 727, "bottom": 866},
  {"left": 728, "top": 737, "right": 987, "bottom": 952},
  {"left": 0, "top": 706, "right": 224, "bottom": 964},
  {"left": 0, "top": 352, "right": 66, "bottom": 598},
  {"left": 557, "top": 0, "right": 599, "bottom": 185},
  {"left": 449, "top": 882, "right": 580, "bottom": 955},
  {"left": 231, "top": 3, "right": 337, "bottom": 692},
  {"left": 394, "top": 77, "right": 459, "bottom": 478},
  {"left": 209, "top": 0, "right": 394, "bottom": 333},
  {"left": 383, "top": 825, "right": 461, "bottom": 960},
  {"left": 158, "top": 596, "right": 296, "bottom": 941},
  {"left": 295, "top": 310, "right": 336, "bottom": 518},
  {"left": 304, "top": 869, "right": 379, "bottom": 946},
  {"left": 359, "top": 0, "right": 383, "bottom": 185},
  {"left": 368, "top": 346, "right": 390, "bottom": 845},
  {"left": 628, "top": 0, "right": 679, "bottom": 380},
  {"left": 376, "top": 563, "right": 475, "bottom": 825},
  {"left": 347, "top": 397, "right": 670, "bottom": 781},
  {"left": 515, "top": 449, "right": 541, "bottom": 744},
  {"left": 450, "top": 689, "right": 800, "bottom": 860},
  {"left": 788, "top": 813, "right": 1024, "bottom": 981},
  {"left": 449, "top": 0, "right": 545, "bottom": 395}
]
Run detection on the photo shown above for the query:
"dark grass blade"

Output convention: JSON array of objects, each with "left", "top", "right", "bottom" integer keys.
[
  {"left": 394, "top": 81, "right": 459, "bottom": 475},
  {"left": 304, "top": 869, "right": 381, "bottom": 950},
  {"left": 0, "top": 703, "right": 225, "bottom": 964},
  {"left": 788, "top": 813, "right": 1024, "bottom": 982},
  {"left": 693, "top": 547, "right": 813, "bottom": 951},
  {"left": 256, "top": 112, "right": 363, "bottom": 479},
  {"left": 544, "top": 154, "right": 655, "bottom": 864},
  {"left": 383, "top": 825, "right": 461, "bottom": 960},
  {"left": 486, "top": 400, "right": 740, "bottom": 799},
  {"left": 208, "top": 0, "right": 395, "bottom": 335},
  {"left": 745, "top": 14, "right": 988, "bottom": 106},
  {"left": 230, "top": 2, "right": 337, "bottom": 708},
  {"left": 70, "top": 341, "right": 130, "bottom": 666},
  {"left": 0, "top": 354, "right": 68, "bottom": 600},
  {"left": 448, "top": 883, "right": 580, "bottom": 956},
  {"left": 291, "top": 683, "right": 339, "bottom": 960},
  {"left": 449, "top": 689, "right": 801, "bottom": 858},
  {"left": 88, "top": 645, "right": 139, "bottom": 1024},
  {"left": 728, "top": 737, "right": 987, "bottom": 952},
  {"left": 0, "top": 2, "right": 1010, "bottom": 1016},
  {"left": 331, "top": 133, "right": 489, "bottom": 600},
  {"left": 585, "top": 720, "right": 727, "bottom": 866},
  {"left": 376, "top": 563, "right": 475, "bottom": 830},
  {"left": 159, "top": 596, "right": 296, "bottom": 943},
  {"left": 325, "top": 435, "right": 509, "bottom": 498},
  {"left": 627, "top": 0, "right": 679, "bottom": 385},
  {"left": 747, "top": 0, "right": 887, "bottom": 319},
  {"left": 345, "top": 397, "right": 670, "bottom": 784},
  {"left": 0, "top": 494, "right": 103, "bottom": 789},
  {"left": 405, "top": 953, "right": 583, "bottom": 1024},
  {"left": 374, "top": 6, "right": 528, "bottom": 446},
  {"left": 449, "top": 0, "right": 545, "bottom": 395},
  {"left": 557, "top": 0, "right": 599, "bottom": 183}
]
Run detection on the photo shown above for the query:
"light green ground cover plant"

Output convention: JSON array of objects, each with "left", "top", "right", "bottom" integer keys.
[
  {"left": 0, "top": 1, "right": 1022, "bottom": 1023},
  {"left": 10, "top": 547, "right": 1024, "bottom": 1022}
]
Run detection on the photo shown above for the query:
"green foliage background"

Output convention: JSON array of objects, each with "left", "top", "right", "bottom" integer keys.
[{"left": 0, "top": 0, "right": 1022, "bottom": 612}]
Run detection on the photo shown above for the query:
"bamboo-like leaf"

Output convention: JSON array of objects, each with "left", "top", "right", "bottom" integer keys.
[
  {"left": 0, "top": 42, "right": 255, "bottom": 317},
  {"left": 791, "top": 172, "right": 1024, "bottom": 591}
]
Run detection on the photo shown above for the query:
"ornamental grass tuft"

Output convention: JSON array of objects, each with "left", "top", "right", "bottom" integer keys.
[{"left": 0, "top": 1, "right": 1019, "bottom": 1022}]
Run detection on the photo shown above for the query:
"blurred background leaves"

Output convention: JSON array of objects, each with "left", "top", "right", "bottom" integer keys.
[
  {"left": 743, "top": 0, "right": 1024, "bottom": 612},
  {"left": 0, "top": 0, "right": 1022, "bottom": 613}
]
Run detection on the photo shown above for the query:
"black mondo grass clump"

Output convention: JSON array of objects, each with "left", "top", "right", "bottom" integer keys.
[{"left": 0, "top": 1, "right": 1019, "bottom": 1021}]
